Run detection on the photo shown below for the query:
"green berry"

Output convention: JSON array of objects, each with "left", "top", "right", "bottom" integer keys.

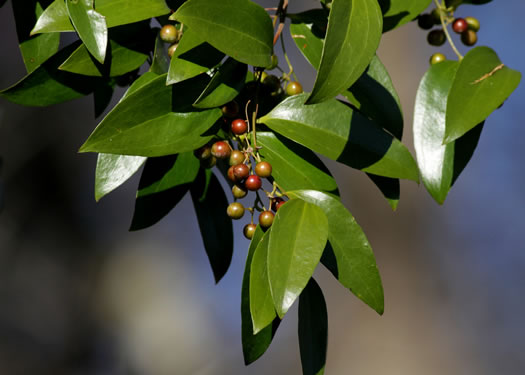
[
  {"left": 259, "top": 211, "right": 275, "bottom": 229},
  {"left": 263, "top": 75, "right": 281, "bottom": 91},
  {"left": 430, "top": 52, "right": 446, "bottom": 65},
  {"left": 243, "top": 224, "right": 257, "bottom": 239},
  {"left": 194, "top": 145, "right": 212, "bottom": 160},
  {"left": 427, "top": 29, "right": 446, "bottom": 46},
  {"left": 160, "top": 24, "right": 178, "bottom": 44},
  {"left": 227, "top": 202, "right": 245, "bottom": 220},
  {"left": 168, "top": 43, "right": 178, "bottom": 58},
  {"left": 465, "top": 16, "right": 480, "bottom": 32},
  {"left": 255, "top": 161, "right": 272, "bottom": 178},
  {"left": 430, "top": 8, "right": 442, "bottom": 24},
  {"left": 232, "top": 184, "right": 248, "bottom": 199},
  {"left": 229, "top": 150, "right": 245, "bottom": 166},
  {"left": 286, "top": 81, "right": 303, "bottom": 96}
]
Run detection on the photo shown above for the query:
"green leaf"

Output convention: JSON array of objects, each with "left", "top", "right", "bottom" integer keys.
[
  {"left": 298, "top": 278, "right": 328, "bottom": 375},
  {"left": 268, "top": 199, "right": 329, "bottom": 318},
  {"left": 190, "top": 169, "right": 234, "bottom": 283},
  {"left": 193, "top": 58, "right": 248, "bottom": 108},
  {"left": 150, "top": 32, "right": 170, "bottom": 75},
  {"left": 66, "top": 0, "right": 108, "bottom": 64},
  {"left": 32, "top": 0, "right": 170, "bottom": 34},
  {"left": 241, "top": 226, "right": 279, "bottom": 365},
  {"left": 13, "top": 0, "right": 60, "bottom": 73},
  {"left": 59, "top": 39, "right": 148, "bottom": 76},
  {"left": 343, "top": 55, "right": 404, "bottom": 140},
  {"left": 79, "top": 74, "right": 222, "bottom": 156},
  {"left": 308, "top": 0, "right": 383, "bottom": 103},
  {"left": 259, "top": 94, "right": 419, "bottom": 182},
  {"left": 290, "top": 12, "right": 403, "bottom": 138},
  {"left": 120, "top": 71, "right": 160, "bottom": 100},
  {"left": 166, "top": 28, "right": 225, "bottom": 85},
  {"left": 0, "top": 42, "right": 99, "bottom": 107},
  {"left": 288, "top": 190, "right": 384, "bottom": 315},
  {"left": 257, "top": 131, "right": 339, "bottom": 195},
  {"left": 171, "top": 0, "right": 273, "bottom": 67},
  {"left": 95, "top": 153, "right": 146, "bottom": 201},
  {"left": 445, "top": 47, "right": 521, "bottom": 143},
  {"left": 378, "top": 0, "right": 432, "bottom": 32},
  {"left": 414, "top": 61, "right": 484, "bottom": 204},
  {"left": 250, "top": 229, "right": 277, "bottom": 334},
  {"left": 366, "top": 174, "right": 399, "bottom": 211},
  {"left": 130, "top": 152, "right": 199, "bottom": 231}
]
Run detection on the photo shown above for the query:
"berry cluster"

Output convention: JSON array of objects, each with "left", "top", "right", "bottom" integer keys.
[
  {"left": 159, "top": 24, "right": 181, "bottom": 57},
  {"left": 194, "top": 96, "right": 292, "bottom": 240},
  {"left": 418, "top": 7, "right": 481, "bottom": 65}
]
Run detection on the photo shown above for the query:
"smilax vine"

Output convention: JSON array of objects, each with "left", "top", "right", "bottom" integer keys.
[{"left": 0, "top": 0, "right": 520, "bottom": 373}]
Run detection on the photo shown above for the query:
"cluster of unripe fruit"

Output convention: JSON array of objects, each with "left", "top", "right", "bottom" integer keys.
[
  {"left": 418, "top": 8, "right": 481, "bottom": 65},
  {"left": 194, "top": 101, "right": 289, "bottom": 240},
  {"left": 159, "top": 24, "right": 181, "bottom": 57}
]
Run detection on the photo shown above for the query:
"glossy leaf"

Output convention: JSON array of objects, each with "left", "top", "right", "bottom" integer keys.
[
  {"left": 66, "top": 0, "right": 108, "bottom": 64},
  {"left": 59, "top": 39, "right": 148, "bottom": 77},
  {"left": 193, "top": 58, "right": 248, "bottom": 108},
  {"left": 366, "top": 174, "right": 399, "bottom": 211},
  {"left": 378, "top": 0, "right": 432, "bottom": 32},
  {"left": 79, "top": 74, "right": 222, "bottom": 156},
  {"left": 120, "top": 71, "right": 159, "bottom": 101},
  {"left": 308, "top": 0, "right": 383, "bottom": 103},
  {"left": 445, "top": 47, "right": 521, "bottom": 143},
  {"left": 167, "top": 28, "right": 225, "bottom": 85},
  {"left": 241, "top": 226, "right": 279, "bottom": 365},
  {"left": 414, "top": 61, "right": 483, "bottom": 204},
  {"left": 191, "top": 169, "right": 234, "bottom": 283},
  {"left": 257, "top": 132, "right": 339, "bottom": 195},
  {"left": 32, "top": 0, "right": 170, "bottom": 34},
  {"left": 95, "top": 153, "right": 146, "bottom": 201},
  {"left": 171, "top": 0, "right": 273, "bottom": 67},
  {"left": 290, "top": 12, "right": 403, "bottom": 138},
  {"left": 268, "top": 199, "right": 329, "bottom": 318},
  {"left": 259, "top": 94, "right": 419, "bottom": 182},
  {"left": 288, "top": 190, "right": 384, "bottom": 314},
  {"left": 13, "top": 0, "right": 60, "bottom": 74},
  {"left": 299, "top": 278, "right": 328, "bottom": 375},
  {"left": 130, "top": 152, "right": 199, "bottom": 230},
  {"left": 0, "top": 42, "right": 99, "bottom": 107},
  {"left": 150, "top": 32, "right": 170, "bottom": 75},
  {"left": 250, "top": 229, "right": 276, "bottom": 334}
]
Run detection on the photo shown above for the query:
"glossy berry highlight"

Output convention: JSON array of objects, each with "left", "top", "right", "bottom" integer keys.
[
  {"left": 259, "top": 211, "right": 275, "bottom": 229},
  {"left": 227, "top": 202, "right": 245, "bottom": 220},
  {"left": 243, "top": 224, "right": 257, "bottom": 240},
  {"left": 160, "top": 24, "right": 178, "bottom": 44},
  {"left": 229, "top": 150, "right": 244, "bottom": 166},
  {"left": 211, "top": 141, "right": 231, "bottom": 159},
  {"left": 430, "top": 52, "right": 446, "bottom": 65},
  {"left": 245, "top": 175, "right": 262, "bottom": 191},
  {"left": 255, "top": 161, "right": 272, "bottom": 178},
  {"left": 452, "top": 18, "right": 468, "bottom": 34},
  {"left": 233, "top": 164, "right": 250, "bottom": 181},
  {"left": 286, "top": 81, "right": 303, "bottom": 96},
  {"left": 231, "top": 119, "right": 248, "bottom": 135}
]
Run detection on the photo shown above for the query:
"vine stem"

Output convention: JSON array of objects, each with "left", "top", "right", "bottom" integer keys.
[{"left": 433, "top": 0, "right": 463, "bottom": 60}]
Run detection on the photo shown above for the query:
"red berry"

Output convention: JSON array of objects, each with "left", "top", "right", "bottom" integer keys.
[
  {"left": 227, "top": 166, "right": 236, "bottom": 182},
  {"left": 233, "top": 164, "right": 250, "bottom": 181},
  {"left": 275, "top": 200, "right": 286, "bottom": 211},
  {"left": 231, "top": 119, "right": 248, "bottom": 135},
  {"left": 255, "top": 161, "right": 272, "bottom": 178},
  {"left": 452, "top": 18, "right": 468, "bottom": 34},
  {"left": 259, "top": 211, "right": 275, "bottom": 229},
  {"left": 271, "top": 197, "right": 284, "bottom": 212},
  {"left": 243, "top": 224, "right": 257, "bottom": 239},
  {"left": 211, "top": 141, "right": 231, "bottom": 159},
  {"left": 245, "top": 175, "right": 262, "bottom": 191}
]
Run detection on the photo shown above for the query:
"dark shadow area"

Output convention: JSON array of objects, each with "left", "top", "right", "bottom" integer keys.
[
  {"left": 289, "top": 9, "right": 328, "bottom": 39},
  {"left": 452, "top": 122, "right": 484, "bottom": 185},
  {"left": 348, "top": 65, "right": 404, "bottom": 140},
  {"left": 320, "top": 242, "right": 338, "bottom": 279},
  {"left": 336, "top": 105, "right": 394, "bottom": 171},
  {"left": 170, "top": 74, "right": 211, "bottom": 112},
  {"left": 366, "top": 173, "right": 400, "bottom": 206}
]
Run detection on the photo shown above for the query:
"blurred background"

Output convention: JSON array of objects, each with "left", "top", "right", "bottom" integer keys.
[{"left": 1, "top": 0, "right": 524, "bottom": 374}]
